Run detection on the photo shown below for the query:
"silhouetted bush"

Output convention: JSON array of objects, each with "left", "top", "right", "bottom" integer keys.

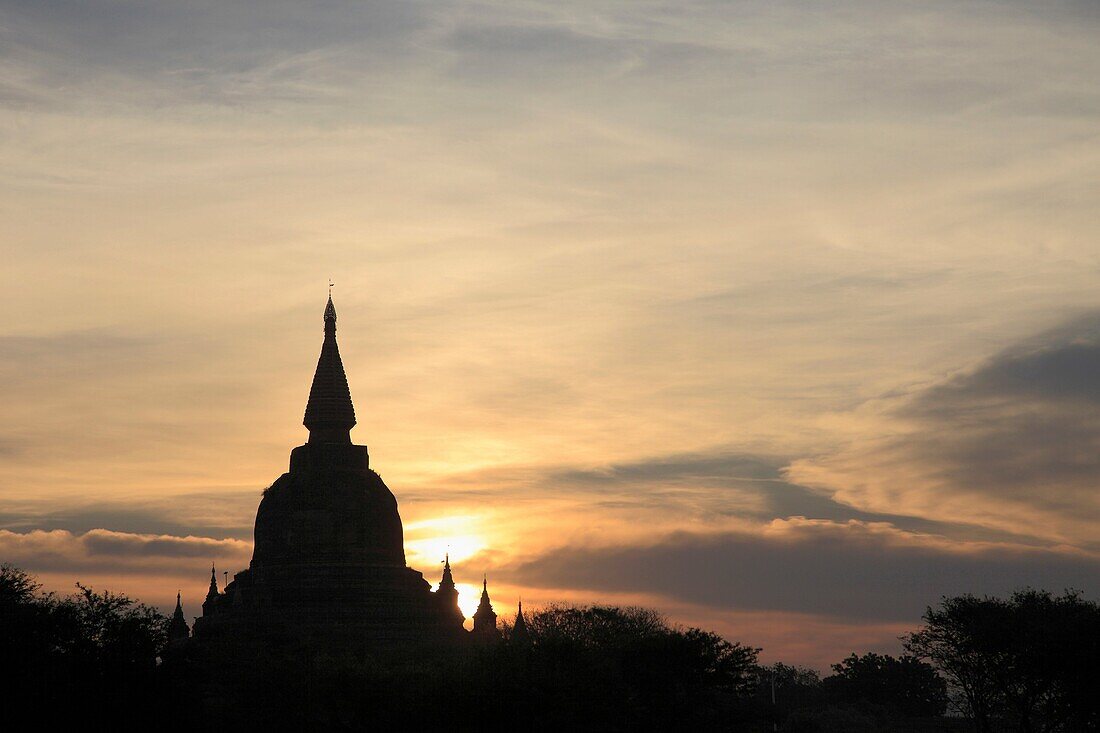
[{"left": 783, "top": 705, "right": 879, "bottom": 733}]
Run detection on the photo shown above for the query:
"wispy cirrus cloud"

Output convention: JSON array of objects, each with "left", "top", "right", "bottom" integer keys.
[{"left": 790, "top": 313, "right": 1100, "bottom": 546}]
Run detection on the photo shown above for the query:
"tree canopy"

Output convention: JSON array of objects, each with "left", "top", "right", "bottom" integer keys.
[{"left": 904, "top": 589, "right": 1100, "bottom": 733}]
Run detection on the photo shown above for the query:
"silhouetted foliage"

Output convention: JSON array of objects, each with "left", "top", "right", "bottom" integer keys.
[
  {"left": 6, "top": 565, "right": 1100, "bottom": 732},
  {"left": 514, "top": 604, "right": 761, "bottom": 727},
  {"left": 822, "top": 652, "right": 947, "bottom": 718},
  {"left": 756, "top": 655, "right": 951, "bottom": 732},
  {"left": 756, "top": 662, "right": 824, "bottom": 726},
  {"left": 173, "top": 603, "right": 762, "bottom": 730},
  {"left": 782, "top": 705, "right": 879, "bottom": 733},
  {"left": 904, "top": 589, "right": 1100, "bottom": 733},
  {"left": 0, "top": 565, "right": 167, "bottom": 728}
]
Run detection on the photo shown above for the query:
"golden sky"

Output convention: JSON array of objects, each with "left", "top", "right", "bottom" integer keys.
[{"left": 3, "top": 0, "right": 1100, "bottom": 668}]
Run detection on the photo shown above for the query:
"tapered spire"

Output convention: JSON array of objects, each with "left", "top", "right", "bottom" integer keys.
[
  {"left": 168, "top": 591, "right": 190, "bottom": 642},
  {"left": 473, "top": 575, "right": 498, "bottom": 636},
  {"left": 202, "top": 563, "right": 222, "bottom": 617},
  {"left": 433, "top": 552, "right": 464, "bottom": 628},
  {"left": 511, "top": 598, "right": 529, "bottom": 643},
  {"left": 439, "top": 552, "right": 455, "bottom": 592},
  {"left": 303, "top": 295, "right": 356, "bottom": 443},
  {"left": 207, "top": 564, "right": 218, "bottom": 597}
]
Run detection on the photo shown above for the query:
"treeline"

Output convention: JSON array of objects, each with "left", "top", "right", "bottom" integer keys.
[{"left": 2, "top": 564, "right": 1099, "bottom": 731}]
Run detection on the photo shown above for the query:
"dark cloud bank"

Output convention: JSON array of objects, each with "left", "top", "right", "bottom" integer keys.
[
  {"left": 903, "top": 313, "right": 1100, "bottom": 506},
  {"left": 504, "top": 523, "right": 1100, "bottom": 623},
  {"left": 0, "top": 492, "right": 257, "bottom": 541}
]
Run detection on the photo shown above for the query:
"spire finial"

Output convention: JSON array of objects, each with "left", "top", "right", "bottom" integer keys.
[
  {"left": 323, "top": 292, "right": 337, "bottom": 332},
  {"left": 304, "top": 292, "right": 356, "bottom": 442}
]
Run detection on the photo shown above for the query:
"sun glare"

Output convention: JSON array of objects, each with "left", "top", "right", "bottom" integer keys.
[
  {"left": 404, "top": 514, "right": 488, "bottom": 572},
  {"left": 455, "top": 583, "right": 482, "bottom": 621},
  {"left": 405, "top": 534, "right": 485, "bottom": 569}
]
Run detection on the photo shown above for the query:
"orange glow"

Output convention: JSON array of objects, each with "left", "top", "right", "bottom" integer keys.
[{"left": 6, "top": 0, "right": 1100, "bottom": 671}]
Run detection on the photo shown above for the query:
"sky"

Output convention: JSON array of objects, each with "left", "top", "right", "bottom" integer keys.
[{"left": 2, "top": 0, "right": 1100, "bottom": 669}]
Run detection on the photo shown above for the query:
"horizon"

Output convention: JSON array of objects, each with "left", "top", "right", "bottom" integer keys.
[{"left": 4, "top": 0, "right": 1100, "bottom": 672}]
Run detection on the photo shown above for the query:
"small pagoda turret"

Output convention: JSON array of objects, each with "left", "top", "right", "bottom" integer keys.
[
  {"left": 201, "top": 563, "right": 219, "bottom": 616},
  {"left": 472, "top": 576, "right": 499, "bottom": 638},
  {"left": 168, "top": 591, "right": 190, "bottom": 645},
  {"left": 510, "top": 599, "right": 529, "bottom": 644},
  {"left": 435, "top": 553, "right": 465, "bottom": 628}
]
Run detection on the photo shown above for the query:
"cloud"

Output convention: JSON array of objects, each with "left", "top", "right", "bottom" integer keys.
[
  {"left": 502, "top": 518, "right": 1100, "bottom": 623},
  {"left": 789, "top": 313, "right": 1100, "bottom": 545},
  {"left": 81, "top": 529, "right": 241, "bottom": 559},
  {"left": 554, "top": 451, "right": 785, "bottom": 486},
  {"left": 0, "top": 493, "right": 257, "bottom": 540},
  {"left": 911, "top": 315, "right": 1100, "bottom": 406},
  {"left": 0, "top": 527, "right": 251, "bottom": 576}
]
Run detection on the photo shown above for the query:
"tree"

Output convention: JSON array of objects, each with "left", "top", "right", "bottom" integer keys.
[
  {"left": 1, "top": 564, "right": 60, "bottom": 711},
  {"left": 822, "top": 652, "right": 947, "bottom": 718},
  {"left": 0, "top": 566, "right": 168, "bottom": 728},
  {"left": 510, "top": 604, "right": 762, "bottom": 729},
  {"left": 756, "top": 662, "right": 823, "bottom": 729},
  {"left": 0, "top": 563, "right": 41, "bottom": 607},
  {"left": 904, "top": 589, "right": 1100, "bottom": 733}
]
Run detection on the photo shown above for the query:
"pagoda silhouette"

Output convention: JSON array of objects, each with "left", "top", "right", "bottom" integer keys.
[{"left": 186, "top": 296, "right": 498, "bottom": 649}]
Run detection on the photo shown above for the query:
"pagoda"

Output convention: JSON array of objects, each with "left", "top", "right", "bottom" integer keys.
[{"left": 190, "top": 296, "right": 494, "bottom": 648}]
